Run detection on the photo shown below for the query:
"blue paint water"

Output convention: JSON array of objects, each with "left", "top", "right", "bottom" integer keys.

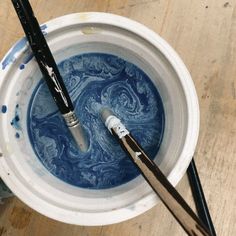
[
  {"left": 27, "top": 53, "right": 165, "bottom": 189},
  {"left": 1, "top": 24, "right": 47, "bottom": 70},
  {"left": 1, "top": 105, "right": 7, "bottom": 113}
]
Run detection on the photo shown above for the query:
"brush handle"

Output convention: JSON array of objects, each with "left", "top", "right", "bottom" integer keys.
[
  {"left": 116, "top": 133, "right": 210, "bottom": 236},
  {"left": 12, "top": 0, "right": 88, "bottom": 152},
  {"left": 11, "top": 0, "right": 73, "bottom": 114},
  {"left": 102, "top": 112, "right": 211, "bottom": 236},
  {"left": 187, "top": 160, "right": 217, "bottom": 236}
]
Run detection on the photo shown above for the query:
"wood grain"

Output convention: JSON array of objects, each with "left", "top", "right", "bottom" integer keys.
[{"left": 0, "top": 0, "right": 236, "bottom": 235}]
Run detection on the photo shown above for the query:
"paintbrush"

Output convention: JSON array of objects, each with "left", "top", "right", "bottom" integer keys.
[
  {"left": 101, "top": 108, "right": 211, "bottom": 236},
  {"left": 11, "top": 0, "right": 88, "bottom": 152},
  {"left": 187, "top": 160, "right": 216, "bottom": 236}
]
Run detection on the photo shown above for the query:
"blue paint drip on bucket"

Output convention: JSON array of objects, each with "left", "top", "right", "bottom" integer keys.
[
  {"left": 1, "top": 24, "right": 47, "bottom": 70},
  {"left": 1, "top": 105, "right": 7, "bottom": 113}
]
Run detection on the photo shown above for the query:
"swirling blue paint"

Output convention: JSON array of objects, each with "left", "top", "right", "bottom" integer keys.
[
  {"left": 27, "top": 53, "right": 165, "bottom": 189},
  {"left": 1, "top": 24, "right": 47, "bottom": 70}
]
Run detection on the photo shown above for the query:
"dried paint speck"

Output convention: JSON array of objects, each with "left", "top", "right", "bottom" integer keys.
[
  {"left": 1, "top": 105, "right": 7, "bottom": 113},
  {"left": 10, "top": 104, "right": 21, "bottom": 130},
  {"left": 20, "top": 64, "right": 25, "bottom": 70},
  {"left": 2, "top": 24, "right": 47, "bottom": 70}
]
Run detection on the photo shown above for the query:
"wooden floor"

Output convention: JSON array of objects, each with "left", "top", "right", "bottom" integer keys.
[{"left": 0, "top": 0, "right": 236, "bottom": 235}]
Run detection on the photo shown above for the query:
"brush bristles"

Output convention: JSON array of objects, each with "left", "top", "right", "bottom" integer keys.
[{"left": 100, "top": 108, "right": 114, "bottom": 123}]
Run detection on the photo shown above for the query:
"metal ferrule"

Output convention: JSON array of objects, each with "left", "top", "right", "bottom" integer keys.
[
  {"left": 63, "top": 111, "right": 88, "bottom": 152},
  {"left": 63, "top": 111, "right": 79, "bottom": 127}
]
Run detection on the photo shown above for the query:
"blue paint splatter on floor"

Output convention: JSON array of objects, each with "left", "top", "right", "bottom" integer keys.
[
  {"left": 27, "top": 53, "right": 165, "bottom": 189},
  {"left": 1, "top": 105, "right": 7, "bottom": 113},
  {"left": 19, "top": 64, "right": 25, "bottom": 70}
]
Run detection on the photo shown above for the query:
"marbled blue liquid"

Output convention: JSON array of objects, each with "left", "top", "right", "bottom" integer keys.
[{"left": 27, "top": 53, "right": 165, "bottom": 189}]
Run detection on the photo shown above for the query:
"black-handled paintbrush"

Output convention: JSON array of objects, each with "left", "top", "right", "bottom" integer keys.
[
  {"left": 11, "top": 0, "right": 88, "bottom": 152},
  {"left": 187, "top": 160, "right": 216, "bottom": 236},
  {"left": 101, "top": 108, "right": 211, "bottom": 236}
]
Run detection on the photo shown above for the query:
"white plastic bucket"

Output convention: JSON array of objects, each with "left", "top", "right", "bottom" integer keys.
[{"left": 0, "top": 12, "right": 199, "bottom": 225}]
